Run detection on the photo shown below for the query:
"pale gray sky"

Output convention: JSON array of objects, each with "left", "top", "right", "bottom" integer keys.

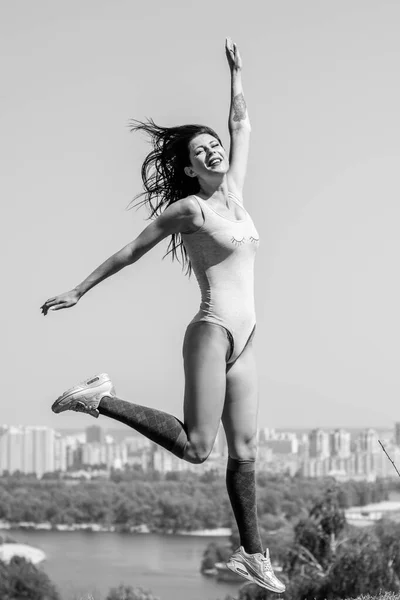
[{"left": 2, "top": 0, "right": 400, "bottom": 429}]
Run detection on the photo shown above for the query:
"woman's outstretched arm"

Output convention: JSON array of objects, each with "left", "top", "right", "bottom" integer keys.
[
  {"left": 225, "top": 37, "right": 251, "bottom": 198},
  {"left": 40, "top": 197, "right": 199, "bottom": 315}
]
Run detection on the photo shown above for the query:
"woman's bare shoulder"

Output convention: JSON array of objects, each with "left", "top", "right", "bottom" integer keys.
[
  {"left": 176, "top": 195, "right": 201, "bottom": 213},
  {"left": 175, "top": 195, "right": 204, "bottom": 233}
]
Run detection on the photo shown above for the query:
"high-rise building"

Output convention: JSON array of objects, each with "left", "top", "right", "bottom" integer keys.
[
  {"left": 124, "top": 435, "right": 151, "bottom": 452},
  {"left": 153, "top": 448, "right": 189, "bottom": 473},
  {"left": 374, "top": 444, "right": 400, "bottom": 478},
  {"left": 106, "top": 441, "right": 128, "bottom": 469},
  {"left": 82, "top": 442, "right": 105, "bottom": 466},
  {"left": 6, "top": 427, "right": 24, "bottom": 473},
  {"left": 264, "top": 438, "right": 298, "bottom": 455},
  {"left": 354, "top": 451, "right": 374, "bottom": 478},
  {"left": 0, "top": 426, "right": 55, "bottom": 477},
  {"left": 0, "top": 426, "right": 9, "bottom": 473},
  {"left": 330, "top": 429, "right": 351, "bottom": 458},
  {"left": 85, "top": 425, "right": 105, "bottom": 445},
  {"left": 81, "top": 440, "right": 128, "bottom": 469},
  {"left": 309, "top": 429, "right": 330, "bottom": 459},
  {"left": 30, "top": 427, "right": 55, "bottom": 477},
  {"left": 357, "top": 428, "right": 379, "bottom": 454},
  {"left": 258, "top": 428, "right": 276, "bottom": 443},
  {"left": 301, "top": 457, "right": 328, "bottom": 477},
  {"left": 54, "top": 433, "right": 67, "bottom": 472}
]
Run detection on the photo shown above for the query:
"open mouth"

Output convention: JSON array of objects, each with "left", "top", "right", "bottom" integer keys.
[{"left": 208, "top": 157, "right": 222, "bottom": 167}]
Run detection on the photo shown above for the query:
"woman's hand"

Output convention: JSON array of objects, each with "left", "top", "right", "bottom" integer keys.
[
  {"left": 225, "top": 37, "right": 242, "bottom": 72},
  {"left": 40, "top": 289, "right": 81, "bottom": 316}
]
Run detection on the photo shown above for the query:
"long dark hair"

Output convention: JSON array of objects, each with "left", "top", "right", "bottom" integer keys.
[{"left": 129, "top": 119, "right": 223, "bottom": 275}]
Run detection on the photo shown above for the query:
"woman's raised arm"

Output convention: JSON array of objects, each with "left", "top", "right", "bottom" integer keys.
[{"left": 225, "top": 37, "right": 251, "bottom": 198}]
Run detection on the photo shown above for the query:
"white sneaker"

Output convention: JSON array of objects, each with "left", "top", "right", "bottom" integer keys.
[
  {"left": 51, "top": 373, "right": 115, "bottom": 418},
  {"left": 226, "top": 546, "right": 286, "bottom": 593}
]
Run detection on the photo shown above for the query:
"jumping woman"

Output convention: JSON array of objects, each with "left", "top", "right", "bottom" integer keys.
[{"left": 41, "top": 38, "right": 285, "bottom": 593}]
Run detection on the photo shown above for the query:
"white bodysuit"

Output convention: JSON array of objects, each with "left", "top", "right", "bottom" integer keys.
[{"left": 181, "top": 192, "right": 259, "bottom": 364}]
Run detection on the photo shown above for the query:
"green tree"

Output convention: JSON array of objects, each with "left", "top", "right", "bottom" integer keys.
[
  {"left": 257, "top": 491, "right": 280, "bottom": 516},
  {"left": 201, "top": 541, "right": 231, "bottom": 572},
  {"left": 281, "top": 499, "right": 301, "bottom": 520},
  {"left": 236, "top": 582, "right": 273, "bottom": 600},
  {"left": 106, "top": 584, "right": 159, "bottom": 600},
  {"left": 258, "top": 513, "right": 286, "bottom": 532},
  {"left": 375, "top": 519, "right": 400, "bottom": 585},
  {"left": 283, "top": 485, "right": 348, "bottom": 600},
  {"left": 0, "top": 556, "right": 60, "bottom": 600},
  {"left": 321, "top": 530, "right": 398, "bottom": 599},
  {"left": 289, "top": 485, "right": 346, "bottom": 575}
]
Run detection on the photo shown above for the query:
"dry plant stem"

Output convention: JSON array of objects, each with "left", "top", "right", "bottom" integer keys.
[{"left": 379, "top": 439, "right": 400, "bottom": 478}]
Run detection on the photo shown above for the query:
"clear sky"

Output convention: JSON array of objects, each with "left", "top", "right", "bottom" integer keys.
[{"left": 2, "top": 0, "right": 400, "bottom": 430}]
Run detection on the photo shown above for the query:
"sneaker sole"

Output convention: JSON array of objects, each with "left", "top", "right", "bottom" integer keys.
[
  {"left": 250, "top": 578, "right": 285, "bottom": 593},
  {"left": 245, "top": 568, "right": 286, "bottom": 593},
  {"left": 51, "top": 374, "right": 113, "bottom": 413},
  {"left": 230, "top": 559, "right": 285, "bottom": 593},
  {"left": 225, "top": 559, "right": 254, "bottom": 583}
]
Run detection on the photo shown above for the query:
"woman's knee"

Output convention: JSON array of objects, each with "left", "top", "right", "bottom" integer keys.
[
  {"left": 228, "top": 434, "right": 258, "bottom": 462},
  {"left": 184, "top": 434, "right": 215, "bottom": 464}
]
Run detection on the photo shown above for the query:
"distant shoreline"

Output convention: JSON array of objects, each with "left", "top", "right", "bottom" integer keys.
[{"left": 0, "top": 521, "right": 231, "bottom": 537}]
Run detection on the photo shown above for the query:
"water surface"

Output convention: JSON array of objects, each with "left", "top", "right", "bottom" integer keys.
[{"left": 3, "top": 529, "right": 239, "bottom": 600}]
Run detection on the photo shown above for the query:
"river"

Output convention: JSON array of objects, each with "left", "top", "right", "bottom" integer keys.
[{"left": 1, "top": 529, "right": 240, "bottom": 600}]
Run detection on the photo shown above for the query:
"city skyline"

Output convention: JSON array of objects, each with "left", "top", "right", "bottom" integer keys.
[{"left": 2, "top": 421, "right": 400, "bottom": 482}]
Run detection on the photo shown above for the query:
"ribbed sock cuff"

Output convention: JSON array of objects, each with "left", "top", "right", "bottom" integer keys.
[{"left": 227, "top": 457, "right": 256, "bottom": 472}]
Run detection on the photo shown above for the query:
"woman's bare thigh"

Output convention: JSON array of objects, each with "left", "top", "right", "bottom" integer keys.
[
  {"left": 182, "top": 321, "right": 231, "bottom": 452},
  {"left": 222, "top": 337, "right": 259, "bottom": 460}
]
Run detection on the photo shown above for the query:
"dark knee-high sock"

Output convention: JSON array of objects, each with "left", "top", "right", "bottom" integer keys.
[
  {"left": 226, "top": 457, "right": 263, "bottom": 555},
  {"left": 98, "top": 397, "right": 188, "bottom": 458}
]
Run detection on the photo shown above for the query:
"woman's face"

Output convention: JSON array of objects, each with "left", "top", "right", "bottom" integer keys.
[{"left": 186, "top": 133, "right": 228, "bottom": 179}]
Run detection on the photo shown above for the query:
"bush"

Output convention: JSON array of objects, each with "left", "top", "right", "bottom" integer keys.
[
  {"left": 0, "top": 556, "right": 60, "bottom": 600},
  {"left": 106, "top": 584, "right": 159, "bottom": 600}
]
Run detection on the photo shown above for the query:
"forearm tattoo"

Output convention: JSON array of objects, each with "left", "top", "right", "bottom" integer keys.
[{"left": 232, "top": 93, "right": 247, "bottom": 122}]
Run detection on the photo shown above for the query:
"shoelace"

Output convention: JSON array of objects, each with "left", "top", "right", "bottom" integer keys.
[{"left": 260, "top": 553, "right": 273, "bottom": 574}]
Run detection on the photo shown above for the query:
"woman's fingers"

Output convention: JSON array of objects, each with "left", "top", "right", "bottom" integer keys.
[
  {"left": 43, "top": 299, "right": 59, "bottom": 310},
  {"left": 225, "top": 37, "right": 241, "bottom": 69},
  {"left": 47, "top": 298, "right": 59, "bottom": 306},
  {"left": 40, "top": 292, "right": 78, "bottom": 314},
  {"left": 42, "top": 303, "right": 66, "bottom": 314},
  {"left": 225, "top": 37, "right": 233, "bottom": 56},
  {"left": 40, "top": 297, "right": 61, "bottom": 315},
  {"left": 51, "top": 303, "right": 67, "bottom": 311}
]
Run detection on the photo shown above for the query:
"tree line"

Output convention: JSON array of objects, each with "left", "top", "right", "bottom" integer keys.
[
  {"left": 0, "top": 470, "right": 398, "bottom": 600},
  {"left": 0, "top": 469, "right": 390, "bottom": 533}
]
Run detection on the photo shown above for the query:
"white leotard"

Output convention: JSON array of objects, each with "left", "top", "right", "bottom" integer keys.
[{"left": 181, "top": 192, "right": 259, "bottom": 363}]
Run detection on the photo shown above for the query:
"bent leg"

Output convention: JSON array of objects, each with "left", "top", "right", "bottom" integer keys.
[
  {"left": 181, "top": 321, "right": 229, "bottom": 463},
  {"left": 99, "top": 321, "right": 229, "bottom": 464},
  {"left": 99, "top": 396, "right": 188, "bottom": 457},
  {"left": 222, "top": 336, "right": 262, "bottom": 554}
]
